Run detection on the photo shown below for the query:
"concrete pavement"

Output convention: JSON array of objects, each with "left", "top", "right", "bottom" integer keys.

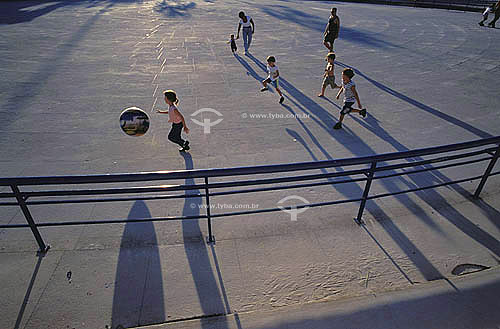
[
  {"left": 1, "top": 0, "right": 500, "bottom": 328},
  {"left": 136, "top": 267, "right": 500, "bottom": 329}
]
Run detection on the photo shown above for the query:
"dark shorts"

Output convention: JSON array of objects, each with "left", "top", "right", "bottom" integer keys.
[
  {"left": 341, "top": 101, "right": 355, "bottom": 115},
  {"left": 324, "top": 32, "right": 336, "bottom": 44},
  {"left": 168, "top": 122, "right": 185, "bottom": 146}
]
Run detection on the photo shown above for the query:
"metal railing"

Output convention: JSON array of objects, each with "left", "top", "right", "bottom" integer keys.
[{"left": 1, "top": 136, "right": 499, "bottom": 254}]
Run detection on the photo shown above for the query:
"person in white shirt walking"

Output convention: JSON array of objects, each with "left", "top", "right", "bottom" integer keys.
[
  {"left": 479, "top": 4, "right": 495, "bottom": 26},
  {"left": 236, "top": 11, "right": 255, "bottom": 54},
  {"left": 334, "top": 68, "right": 366, "bottom": 130},
  {"left": 260, "top": 56, "right": 284, "bottom": 104}
]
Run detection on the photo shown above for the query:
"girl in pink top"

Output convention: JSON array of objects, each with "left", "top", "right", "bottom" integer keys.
[{"left": 157, "top": 90, "right": 190, "bottom": 151}]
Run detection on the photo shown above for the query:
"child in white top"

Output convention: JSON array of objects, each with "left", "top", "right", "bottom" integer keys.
[
  {"left": 260, "top": 56, "right": 284, "bottom": 104},
  {"left": 334, "top": 68, "right": 366, "bottom": 130}
]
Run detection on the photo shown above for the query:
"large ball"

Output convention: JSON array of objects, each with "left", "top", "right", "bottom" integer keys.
[{"left": 120, "top": 107, "right": 150, "bottom": 137}]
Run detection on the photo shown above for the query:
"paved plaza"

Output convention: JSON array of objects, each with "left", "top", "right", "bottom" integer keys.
[{"left": 1, "top": 0, "right": 500, "bottom": 328}]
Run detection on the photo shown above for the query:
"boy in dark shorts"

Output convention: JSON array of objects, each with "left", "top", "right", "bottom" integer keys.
[
  {"left": 334, "top": 68, "right": 367, "bottom": 130},
  {"left": 324, "top": 7, "right": 340, "bottom": 52},
  {"left": 318, "top": 52, "right": 339, "bottom": 97}
]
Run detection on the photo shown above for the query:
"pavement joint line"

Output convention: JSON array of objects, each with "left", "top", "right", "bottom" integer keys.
[{"left": 135, "top": 312, "right": 231, "bottom": 328}]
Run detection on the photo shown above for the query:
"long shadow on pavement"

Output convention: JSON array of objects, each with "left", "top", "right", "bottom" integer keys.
[
  {"left": 338, "top": 61, "right": 500, "bottom": 255},
  {"left": 181, "top": 152, "right": 230, "bottom": 328},
  {"left": 336, "top": 61, "right": 493, "bottom": 139},
  {"left": 112, "top": 201, "right": 165, "bottom": 328},
  {"left": 245, "top": 54, "right": 498, "bottom": 280},
  {"left": 154, "top": 0, "right": 196, "bottom": 17},
  {"left": 350, "top": 113, "right": 500, "bottom": 253},
  {"left": 0, "top": 1, "right": 68, "bottom": 25},
  {"left": 286, "top": 126, "right": 414, "bottom": 283},
  {"left": 256, "top": 4, "right": 403, "bottom": 49},
  {"left": 13, "top": 254, "right": 44, "bottom": 329},
  {"left": 1, "top": 2, "right": 114, "bottom": 129},
  {"left": 234, "top": 53, "right": 265, "bottom": 82},
  {"left": 0, "top": 0, "right": 141, "bottom": 25}
]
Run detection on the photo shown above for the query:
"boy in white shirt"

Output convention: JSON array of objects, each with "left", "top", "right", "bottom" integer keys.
[
  {"left": 334, "top": 68, "right": 366, "bottom": 130},
  {"left": 260, "top": 56, "right": 285, "bottom": 104}
]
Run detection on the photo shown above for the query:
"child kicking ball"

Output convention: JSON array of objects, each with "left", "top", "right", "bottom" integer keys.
[{"left": 157, "top": 90, "right": 191, "bottom": 152}]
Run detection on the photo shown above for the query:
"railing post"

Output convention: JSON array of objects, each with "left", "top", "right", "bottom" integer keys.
[
  {"left": 355, "top": 161, "right": 377, "bottom": 225},
  {"left": 473, "top": 144, "right": 500, "bottom": 199},
  {"left": 10, "top": 185, "right": 50, "bottom": 254},
  {"left": 204, "top": 177, "right": 215, "bottom": 243}
]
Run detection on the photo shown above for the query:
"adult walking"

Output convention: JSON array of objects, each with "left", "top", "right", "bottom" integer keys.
[
  {"left": 236, "top": 11, "right": 255, "bottom": 54},
  {"left": 488, "top": 0, "right": 500, "bottom": 28},
  {"left": 323, "top": 7, "right": 340, "bottom": 52}
]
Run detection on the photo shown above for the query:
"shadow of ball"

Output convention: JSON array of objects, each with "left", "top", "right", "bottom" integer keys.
[{"left": 120, "top": 107, "right": 150, "bottom": 137}]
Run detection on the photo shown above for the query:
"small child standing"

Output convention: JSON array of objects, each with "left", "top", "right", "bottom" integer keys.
[
  {"left": 260, "top": 56, "right": 285, "bottom": 104},
  {"left": 334, "top": 68, "right": 366, "bottom": 130},
  {"left": 228, "top": 34, "right": 237, "bottom": 53},
  {"left": 157, "top": 90, "right": 190, "bottom": 152},
  {"left": 318, "top": 52, "right": 340, "bottom": 97},
  {"left": 479, "top": 4, "right": 495, "bottom": 26}
]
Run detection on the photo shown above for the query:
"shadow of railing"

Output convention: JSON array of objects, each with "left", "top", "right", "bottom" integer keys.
[
  {"left": 13, "top": 254, "right": 44, "bottom": 329},
  {"left": 181, "top": 152, "right": 230, "bottom": 328},
  {"left": 240, "top": 53, "right": 500, "bottom": 278}
]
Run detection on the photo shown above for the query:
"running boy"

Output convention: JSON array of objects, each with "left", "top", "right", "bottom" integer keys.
[
  {"left": 260, "top": 56, "right": 285, "bottom": 104},
  {"left": 318, "top": 52, "right": 340, "bottom": 97},
  {"left": 334, "top": 68, "right": 366, "bottom": 130},
  {"left": 157, "top": 90, "right": 190, "bottom": 151}
]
